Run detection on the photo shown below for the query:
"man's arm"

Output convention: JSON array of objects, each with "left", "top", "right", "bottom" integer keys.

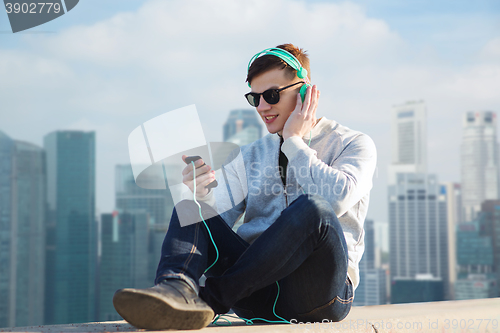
[{"left": 282, "top": 133, "right": 377, "bottom": 217}]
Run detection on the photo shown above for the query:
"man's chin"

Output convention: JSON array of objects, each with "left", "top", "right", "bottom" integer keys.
[{"left": 267, "top": 129, "right": 282, "bottom": 135}]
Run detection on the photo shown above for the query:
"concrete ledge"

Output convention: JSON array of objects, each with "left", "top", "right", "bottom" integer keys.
[{"left": 2, "top": 298, "right": 500, "bottom": 333}]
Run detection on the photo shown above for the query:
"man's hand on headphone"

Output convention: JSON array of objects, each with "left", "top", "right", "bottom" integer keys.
[{"left": 282, "top": 85, "right": 320, "bottom": 141}]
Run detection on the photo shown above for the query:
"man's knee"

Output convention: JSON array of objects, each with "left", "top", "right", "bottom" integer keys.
[{"left": 292, "top": 194, "right": 336, "bottom": 219}]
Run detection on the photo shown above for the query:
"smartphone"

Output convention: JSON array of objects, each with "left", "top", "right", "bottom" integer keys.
[{"left": 185, "top": 155, "right": 218, "bottom": 189}]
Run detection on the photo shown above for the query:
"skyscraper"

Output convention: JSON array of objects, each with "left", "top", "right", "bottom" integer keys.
[
  {"left": 455, "top": 217, "right": 497, "bottom": 299},
  {"left": 388, "top": 100, "right": 427, "bottom": 183},
  {"left": 388, "top": 101, "right": 449, "bottom": 302},
  {"left": 44, "top": 131, "right": 97, "bottom": 325},
  {"left": 388, "top": 174, "right": 449, "bottom": 302},
  {"left": 0, "top": 132, "right": 46, "bottom": 328},
  {"left": 478, "top": 200, "right": 500, "bottom": 292},
  {"left": 0, "top": 131, "right": 14, "bottom": 328},
  {"left": 115, "top": 164, "right": 174, "bottom": 227},
  {"left": 461, "top": 111, "right": 500, "bottom": 222},
  {"left": 115, "top": 164, "right": 175, "bottom": 283},
  {"left": 223, "top": 109, "right": 262, "bottom": 145},
  {"left": 98, "top": 211, "right": 150, "bottom": 321},
  {"left": 353, "top": 219, "right": 387, "bottom": 306},
  {"left": 442, "top": 182, "right": 462, "bottom": 299}
]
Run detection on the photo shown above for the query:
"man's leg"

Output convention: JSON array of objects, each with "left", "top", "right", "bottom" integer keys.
[
  {"left": 155, "top": 199, "right": 250, "bottom": 292},
  {"left": 200, "top": 194, "right": 352, "bottom": 322},
  {"left": 275, "top": 210, "right": 353, "bottom": 323},
  {"left": 113, "top": 199, "right": 250, "bottom": 330}
]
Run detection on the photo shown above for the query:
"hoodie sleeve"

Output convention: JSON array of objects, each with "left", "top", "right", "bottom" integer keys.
[{"left": 281, "top": 133, "right": 377, "bottom": 217}]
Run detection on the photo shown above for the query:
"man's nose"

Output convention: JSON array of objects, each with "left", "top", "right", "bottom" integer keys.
[{"left": 257, "top": 96, "right": 271, "bottom": 112}]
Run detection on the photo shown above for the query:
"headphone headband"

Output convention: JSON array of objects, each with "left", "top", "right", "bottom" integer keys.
[{"left": 247, "top": 47, "right": 308, "bottom": 81}]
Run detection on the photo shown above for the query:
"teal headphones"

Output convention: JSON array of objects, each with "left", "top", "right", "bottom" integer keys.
[{"left": 247, "top": 47, "right": 312, "bottom": 102}]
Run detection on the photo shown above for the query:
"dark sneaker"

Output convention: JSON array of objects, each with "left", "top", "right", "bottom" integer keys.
[{"left": 113, "top": 279, "right": 214, "bottom": 330}]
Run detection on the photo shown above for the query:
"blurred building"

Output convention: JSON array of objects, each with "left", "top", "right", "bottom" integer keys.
[
  {"left": 388, "top": 174, "right": 448, "bottom": 302},
  {"left": 374, "top": 221, "right": 389, "bottom": 255},
  {"left": 391, "top": 275, "right": 444, "bottom": 304},
  {"left": 0, "top": 133, "right": 46, "bottom": 328},
  {"left": 388, "top": 101, "right": 450, "bottom": 303},
  {"left": 98, "top": 211, "right": 150, "bottom": 321},
  {"left": 223, "top": 109, "right": 262, "bottom": 146},
  {"left": 479, "top": 200, "right": 500, "bottom": 292},
  {"left": 115, "top": 164, "right": 174, "bottom": 227},
  {"left": 455, "top": 275, "right": 497, "bottom": 300},
  {"left": 115, "top": 164, "right": 174, "bottom": 282},
  {"left": 353, "top": 219, "right": 387, "bottom": 306},
  {"left": 0, "top": 131, "right": 12, "bottom": 328},
  {"left": 461, "top": 111, "right": 500, "bottom": 222},
  {"left": 442, "top": 182, "right": 462, "bottom": 299},
  {"left": 44, "top": 131, "right": 97, "bottom": 325},
  {"left": 388, "top": 100, "right": 427, "bottom": 183},
  {"left": 222, "top": 110, "right": 262, "bottom": 231},
  {"left": 455, "top": 218, "right": 497, "bottom": 299}
]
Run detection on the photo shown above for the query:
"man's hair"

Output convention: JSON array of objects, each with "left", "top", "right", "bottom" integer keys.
[{"left": 246, "top": 43, "right": 310, "bottom": 85}]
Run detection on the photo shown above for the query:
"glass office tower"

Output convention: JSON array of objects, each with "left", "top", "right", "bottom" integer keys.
[
  {"left": 388, "top": 174, "right": 449, "bottom": 302},
  {"left": 115, "top": 164, "right": 174, "bottom": 283},
  {"left": 44, "top": 131, "right": 96, "bottom": 325},
  {"left": 353, "top": 219, "right": 387, "bottom": 306},
  {"left": 455, "top": 217, "right": 497, "bottom": 299},
  {"left": 98, "top": 211, "right": 150, "bottom": 321},
  {"left": 0, "top": 132, "right": 46, "bottom": 328},
  {"left": 115, "top": 164, "right": 174, "bottom": 227},
  {"left": 0, "top": 131, "right": 15, "bottom": 328}
]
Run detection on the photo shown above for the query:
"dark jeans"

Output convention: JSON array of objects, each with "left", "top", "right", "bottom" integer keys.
[{"left": 155, "top": 194, "right": 353, "bottom": 323}]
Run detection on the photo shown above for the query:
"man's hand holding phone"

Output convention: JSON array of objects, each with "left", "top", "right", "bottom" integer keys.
[{"left": 182, "top": 155, "right": 217, "bottom": 198}]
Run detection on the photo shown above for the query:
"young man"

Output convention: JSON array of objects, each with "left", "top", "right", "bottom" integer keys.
[{"left": 113, "top": 44, "right": 377, "bottom": 330}]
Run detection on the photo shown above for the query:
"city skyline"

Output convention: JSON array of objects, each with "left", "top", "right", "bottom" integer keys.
[
  {"left": 1, "top": 106, "right": 499, "bottom": 327},
  {"left": 1, "top": 0, "right": 499, "bottom": 325},
  {"left": 1, "top": 0, "right": 499, "bottom": 224},
  {"left": 1, "top": 106, "right": 498, "bottom": 222}
]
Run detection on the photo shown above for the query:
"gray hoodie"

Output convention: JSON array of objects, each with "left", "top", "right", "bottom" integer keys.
[{"left": 200, "top": 117, "right": 377, "bottom": 290}]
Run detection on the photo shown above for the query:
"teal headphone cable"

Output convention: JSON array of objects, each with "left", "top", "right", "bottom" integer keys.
[
  {"left": 190, "top": 161, "right": 290, "bottom": 326},
  {"left": 191, "top": 161, "right": 219, "bottom": 274}
]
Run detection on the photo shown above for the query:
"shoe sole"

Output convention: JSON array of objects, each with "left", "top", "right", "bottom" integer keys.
[{"left": 113, "top": 288, "right": 214, "bottom": 330}]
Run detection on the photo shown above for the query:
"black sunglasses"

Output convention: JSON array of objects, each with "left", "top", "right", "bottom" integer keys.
[{"left": 245, "top": 81, "right": 303, "bottom": 107}]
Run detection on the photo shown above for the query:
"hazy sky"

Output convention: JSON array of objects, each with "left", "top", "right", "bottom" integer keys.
[{"left": 1, "top": 0, "right": 499, "bottom": 222}]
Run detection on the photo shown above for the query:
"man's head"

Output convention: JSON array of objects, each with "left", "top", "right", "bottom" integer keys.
[
  {"left": 245, "top": 44, "right": 311, "bottom": 135},
  {"left": 246, "top": 44, "right": 311, "bottom": 85}
]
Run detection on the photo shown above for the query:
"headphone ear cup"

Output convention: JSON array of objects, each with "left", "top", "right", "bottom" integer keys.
[
  {"left": 297, "top": 67, "right": 308, "bottom": 79},
  {"left": 299, "top": 84, "right": 311, "bottom": 102}
]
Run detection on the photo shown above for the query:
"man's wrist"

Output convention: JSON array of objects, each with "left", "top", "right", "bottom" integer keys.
[
  {"left": 283, "top": 133, "right": 301, "bottom": 141},
  {"left": 281, "top": 136, "right": 309, "bottom": 161}
]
